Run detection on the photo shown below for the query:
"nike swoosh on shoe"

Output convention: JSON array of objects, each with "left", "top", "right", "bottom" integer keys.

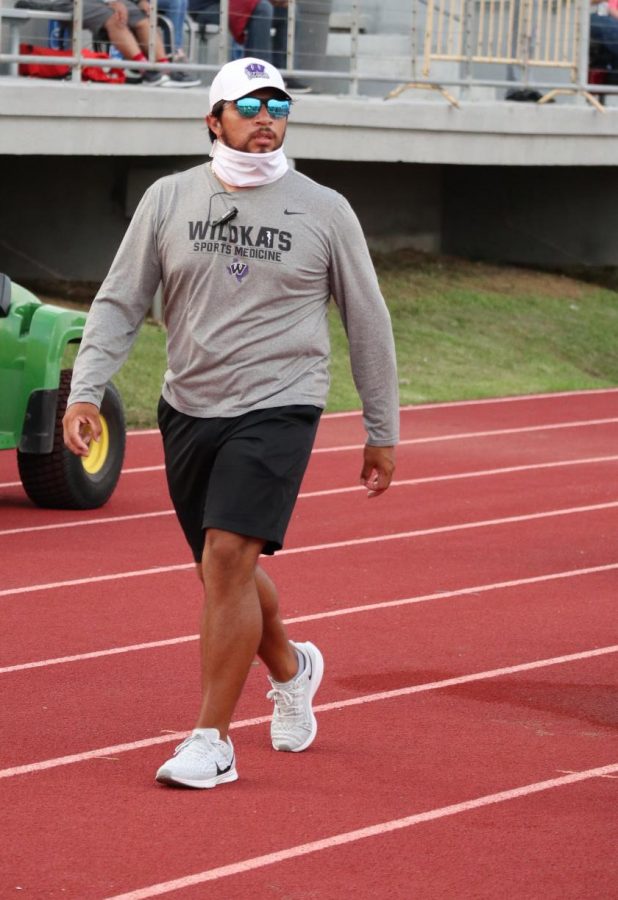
[{"left": 216, "top": 758, "right": 234, "bottom": 777}]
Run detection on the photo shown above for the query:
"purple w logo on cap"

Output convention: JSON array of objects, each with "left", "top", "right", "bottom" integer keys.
[{"left": 245, "top": 63, "right": 269, "bottom": 80}]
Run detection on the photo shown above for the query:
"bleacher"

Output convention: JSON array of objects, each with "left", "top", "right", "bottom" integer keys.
[
  {"left": 1, "top": 0, "right": 618, "bottom": 171},
  {"left": 1, "top": 0, "right": 617, "bottom": 103},
  {"left": 2, "top": 0, "right": 618, "bottom": 294}
]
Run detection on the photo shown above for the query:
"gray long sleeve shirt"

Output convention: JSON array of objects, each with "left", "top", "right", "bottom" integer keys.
[{"left": 69, "top": 163, "right": 399, "bottom": 446}]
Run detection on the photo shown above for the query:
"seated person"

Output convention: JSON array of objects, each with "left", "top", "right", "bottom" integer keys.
[
  {"left": 81, "top": 0, "right": 172, "bottom": 84},
  {"left": 188, "top": 0, "right": 273, "bottom": 62},
  {"left": 270, "top": 0, "right": 310, "bottom": 92},
  {"left": 590, "top": 0, "right": 618, "bottom": 72},
  {"left": 157, "top": 0, "right": 201, "bottom": 85}
]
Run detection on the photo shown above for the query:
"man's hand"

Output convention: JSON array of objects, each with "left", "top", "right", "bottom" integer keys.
[
  {"left": 63, "top": 402, "right": 102, "bottom": 457},
  {"left": 360, "top": 444, "right": 396, "bottom": 497}
]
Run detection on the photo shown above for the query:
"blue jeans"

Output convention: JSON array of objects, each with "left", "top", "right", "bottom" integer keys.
[
  {"left": 244, "top": 0, "right": 273, "bottom": 62},
  {"left": 159, "top": 0, "right": 189, "bottom": 55},
  {"left": 190, "top": 0, "right": 273, "bottom": 62},
  {"left": 272, "top": 3, "right": 287, "bottom": 70},
  {"left": 590, "top": 13, "right": 618, "bottom": 69}
]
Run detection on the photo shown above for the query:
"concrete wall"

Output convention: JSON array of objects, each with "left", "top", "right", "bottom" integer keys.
[
  {"left": 442, "top": 166, "right": 618, "bottom": 271},
  {"left": 0, "top": 156, "right": 442, "bottom": 294},
  {"left": 3, "top": 156, "right": 618, "bottom": 296},
  {"left": 0, "top": 156, "right": 202, "bottom": 294}
]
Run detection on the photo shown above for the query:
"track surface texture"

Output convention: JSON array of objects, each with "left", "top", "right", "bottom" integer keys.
[{"left": 1, "top": 389, "right": 617, "bottom": 899}]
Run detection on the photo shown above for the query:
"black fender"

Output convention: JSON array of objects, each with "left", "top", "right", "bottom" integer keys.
[{"left": 19, "top": 388, "right": 59, "bottom": 454}]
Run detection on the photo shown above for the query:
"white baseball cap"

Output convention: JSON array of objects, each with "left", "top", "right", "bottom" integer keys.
[{"left": 209, "top": 57, "right": 291, "bottom": 113}]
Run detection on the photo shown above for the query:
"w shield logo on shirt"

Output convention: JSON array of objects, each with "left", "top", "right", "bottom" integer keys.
[{"left": 228, "top": 260, "right": 249, "bottom": 283}]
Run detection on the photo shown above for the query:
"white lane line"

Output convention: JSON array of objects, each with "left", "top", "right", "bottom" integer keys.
[
  {"left": 0, "top": 563, "right": 192, "bottom": 599},
  {"left": 0, "top": 509, "right": 176, "bottom": 537},
  {"left": 3, "top": 561, "right": 617, "bottom": 676},
  {"left": 105, "top": 761, "right": 618, "bottom": 900},
  {"left": 3, "top": 500, "right": 618, "bottom": 599},
  {"left": 2, "top": 395, "right": 613, "bottom": 485},
  {"left": 1, "top": 644, "right": 616, "bottom": 780},
  {"left": 124, "top": 387, "right": 618, "bottom": 435},
  {"left": 302, "top": 456, "right": 618, "bottom": 492},
  {"left": 119, "top": 418, "right": 618, "bottom": 464},
  {"left": 279, "top": 501, "right": 618, "bottom": 556},
  {"left": 2, "top": 419, "right": 617, "bottom": 490},
  {"left": 125, "top": 452, "right": 618, "bottom": 478},
  {"left": 310, "top": 419, "right": 618, "bottom": 454},
  {"left": 4, "top": 455, "right": 618, "bottom": 538},
  {"left": 323, "top": 388, "right": 618, "bottom": 415}
]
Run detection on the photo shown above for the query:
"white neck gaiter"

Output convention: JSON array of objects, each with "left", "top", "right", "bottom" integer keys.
[{"left": 210, "top": 140, "right": 289, "bottom": 188}]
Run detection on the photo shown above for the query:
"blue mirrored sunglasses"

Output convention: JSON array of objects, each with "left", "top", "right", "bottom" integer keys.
[{"left": 233, "top": 97, "right": 291, "bottom": 119}]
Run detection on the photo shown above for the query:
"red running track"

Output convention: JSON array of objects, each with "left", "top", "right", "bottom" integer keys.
[{"left": 0, "top": 389, "right": 617, "bottom": 899}]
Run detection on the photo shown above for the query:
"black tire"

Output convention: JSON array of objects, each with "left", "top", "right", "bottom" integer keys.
[{"left": 17, "top": 369, "right": 126, "bottom": 509}]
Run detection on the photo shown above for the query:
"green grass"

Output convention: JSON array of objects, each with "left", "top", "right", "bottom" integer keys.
[
  {"left": 373, "top": 250, "right": 618, "bottom": 405},
  {"left": 108, "top": 322, "right": 168, "bottom": 429},
  {"left": 54, "top": 250, "right": 618, "bottom": 428}
]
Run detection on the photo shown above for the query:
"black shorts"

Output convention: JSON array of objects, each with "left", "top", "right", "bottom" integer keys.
[{"left": 157, "top": 397, "right": 321, "bottom": 561}]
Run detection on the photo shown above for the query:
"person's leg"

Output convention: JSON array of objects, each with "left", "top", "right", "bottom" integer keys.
[
  {"left": 195, "top": 562, "right": 297, "bottom": 682},
  {"left": 159, "top": 0, "right": 186, "bottom": 55},
  {"left": 195, "top": 529, "right": 265, "bottom": 737},
  {"left": 255, "top": 565, "right": 298, "bottom": 681},
  {"left": 97, "top": 10, "right": 143, "bottom": 58},
  {"left": 156, "top": 527, "right": 264, "bottom": 789},
  {"left": 158, "top": 0, "right": 202, "bottom": 85},
  {"left": 134, "top": 17, "right": 168, "bottom": 60},
  {"left": 273, "top": 1, "right": 312, "bottom": 91},
  {"left": 156, "top": 403, "right": 323, "bottom": 787},
  {"left": 271, "top": 2, "right": 288, "bottom": 70},
  {"left": 197, "top": 548, "right": 321, "bottom": 755},
  {"left": 591, "top": 14, "right": 618, "bottom": 70},
  {"left": 244, "top": 0, "right": 274, "bottom": 62},
  {"left": 81, "top": 0, "right": 133, "bottom": 54},
  {"left": 249, "top": 563, "right": 326, "bottom": 755}
]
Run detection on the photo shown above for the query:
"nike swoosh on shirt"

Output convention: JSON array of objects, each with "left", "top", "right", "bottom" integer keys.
[{"left": 284, "top": 209, "right": 305, "bottom": 215}]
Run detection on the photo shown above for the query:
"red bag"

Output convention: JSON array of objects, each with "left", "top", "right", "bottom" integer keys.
[
  {"left": 19, "top": 44, "right": 126, "bottom": 83},
  {"left": 81, "top": 48, "right": 126, "bottom": 84},
  {"left": 19, "top": 43, "right": 70, "bottom": 78}
]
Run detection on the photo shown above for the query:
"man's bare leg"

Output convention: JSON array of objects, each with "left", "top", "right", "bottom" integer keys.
[
  {"left": 194, "top": 541, "right": 322, "bottom": 759},
  {"left": 104, "top": 19, "right": 142, "bottom": 59},
  {"left": 195, "top": 558, "right": 298, "bottom": 684},
  {"left": 195, "top": 529, "right": 265, "bottom": 739},
  {"left": 134, "top": 18, "right": 167, "bottom": 60},
  {"left": 254, "top": 566, "right": 298, "bottom": 683}
]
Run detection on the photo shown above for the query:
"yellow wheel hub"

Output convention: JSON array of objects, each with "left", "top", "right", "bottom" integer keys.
[{"left": 81, "top": 415, "right": 110, "bottom": 475}]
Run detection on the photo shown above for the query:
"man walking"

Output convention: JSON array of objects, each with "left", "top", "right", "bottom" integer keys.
[{"left": 63, "top": 57, "right": 399, "bottom": 790}]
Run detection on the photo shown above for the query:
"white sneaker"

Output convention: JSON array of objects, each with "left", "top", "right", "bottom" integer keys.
[
  {"left": 267, "top": 641, "right": 324, "bottom": 752},
  {"left": 155, "top": 728, "right": 238, "bottom": 789}
]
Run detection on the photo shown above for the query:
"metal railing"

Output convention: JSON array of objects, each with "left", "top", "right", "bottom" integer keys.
[
  {"left": 0, "top": 0, "right": 230, "bottom": 79},
  {"left": 423, "top": 0, "right": 580, "bottom": 73},
  {"left": 0, "top": 0, "right": 615, "bottom": 104}
]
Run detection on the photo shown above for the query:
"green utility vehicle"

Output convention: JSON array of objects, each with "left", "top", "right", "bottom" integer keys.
[{"left": 0, "top": 274, "right": 125, "bottom": 509}]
